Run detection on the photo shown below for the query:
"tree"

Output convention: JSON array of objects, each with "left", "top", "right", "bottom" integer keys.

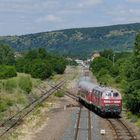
[
  {"left": 25, "top": 49, "right": 38, "bottom": 61},
  {"left": 31, "top": 60, "right": 52, "bottom": 80},
  {"left": 125, "top": 80, "right": 140, "bottom": 113},
  {"left": 38, "top": 48, "right": 48, "bottom": 59},
  {"left": 0, "top": 44, "right": 15, "bottom": 65},
  {"left": 100, "top": 49, "right": 113, "bottom": 61},
  {"left": 124, "top": 33, "right": 140, "bottom": 114},
  {"left": 15, "top": 48, "right": 67, "bottom": 79},
  {"left": 49, "top": 56, "right": 66, "bottom": 74},
  {"left": 90, "top": 57, "right": 113, "bottom": 75}
]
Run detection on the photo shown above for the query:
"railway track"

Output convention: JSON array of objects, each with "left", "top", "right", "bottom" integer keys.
[
  {"left": 0, "top": 80, "right": 65, "bottom": 138},
  {"left": 46, "top": 82, "right": 79, "bottom": 101},
  {"left": 88, "top": 110, "right": 92, "bottom": 140},
  {"left": 60, "top": 86, "right": 137, "bottom": 140},
  {"left": 74, "top": 106, "right": 92, "bottom": 140},
  {"left": 65, "top": 91, "right": 79, "bottom": 101},
  {"left": 74, "top": 105, "right": 82, "bottom": 140},
  {"left": 107, "top": 118, "right": 137, "bottom": 140}
]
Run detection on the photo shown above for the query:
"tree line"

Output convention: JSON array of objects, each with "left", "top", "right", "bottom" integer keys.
[
  {"left": 0, "top": 45, "right": 67, "bottom": 80},
  {"left": 90, "top": 33, "right": 140, "bottom": 115}
]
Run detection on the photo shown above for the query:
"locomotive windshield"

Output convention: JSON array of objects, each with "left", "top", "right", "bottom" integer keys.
[
  {"left": 113, "top": 92, "right": 119, "bottom": 97},
  {"left": 106, "top": 92, "right": 112, "bottom": 97},
  {"left": 104, "top": 91, "right": 119, "bottom": 98}
]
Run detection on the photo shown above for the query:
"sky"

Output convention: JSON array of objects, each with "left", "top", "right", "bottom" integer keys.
[{"left": 0, "top": 0, "right": 140, "bottom": 35}]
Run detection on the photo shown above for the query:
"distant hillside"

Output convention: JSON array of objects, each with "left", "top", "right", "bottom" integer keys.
[{"left": 0, "top": 23, "right": 140, "bottom": 58}]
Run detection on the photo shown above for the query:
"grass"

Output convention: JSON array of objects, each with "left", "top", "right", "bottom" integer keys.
[
  {"left": 54, "top": 90, "right": 64, "bottom": 97},
  {"left": 127, "top": 111, "right": 140, "bottom": 130},
  {"left": 0, "top": 73, "right": 41, "bottom": 121}
]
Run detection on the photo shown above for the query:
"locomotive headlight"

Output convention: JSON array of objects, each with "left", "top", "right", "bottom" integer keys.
[
  {"left": 114, "top": 100, "right": 120, "bottom": 103},
  {"left": 104, "top": 100, "right": 111, "bottom": 103}
]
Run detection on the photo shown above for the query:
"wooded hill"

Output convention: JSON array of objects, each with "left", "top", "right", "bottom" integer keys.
[{"left": 0, "top": 23, "right": 140, "bottom": 58}]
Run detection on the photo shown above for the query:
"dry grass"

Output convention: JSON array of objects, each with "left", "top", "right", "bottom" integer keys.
[{"left": 0, "top": 73, "right": 41, "bottom": 121}]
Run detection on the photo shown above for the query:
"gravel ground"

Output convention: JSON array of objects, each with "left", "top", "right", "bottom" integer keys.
[
  {"left": 32, "top": 96, "right": 78, "bottom": 140},
  {"left": 63, "top": 106, "right": 114, "bottom": 140}
]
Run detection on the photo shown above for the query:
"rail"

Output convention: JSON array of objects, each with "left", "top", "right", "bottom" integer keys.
[
  {"left": 46, "top": 82, "right": 79, "bottom": 101},
  {"left": 74, "top": 105, "right": 82, "bottom": 140},
  {"left": 88, "top": 110, "right": 92, "bottom": 140},
  {"left": 107, "top": 118, "right": 137, "bottom": 140},
  {"left": 0, "top": 80, "right": 65, "bottom": 138}
]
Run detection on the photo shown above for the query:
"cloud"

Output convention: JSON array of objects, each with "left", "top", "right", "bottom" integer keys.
[
  {"left": 108, "top": 5, "right": 140, "bottom": 17},
  {"left": 1, "top": 0, "right": 140, "bottom": 35},
  {"left": 0, "top": 0, "right": 103, "bottom": 14},
  {"left": 126, "top": 0, "right": 140, "bottom": 3},
  {"left": 78, "top": 0, "right": 103, "bottom": 8},
  {"left": 34, "top": 0, "right": 103, "bottom": 24},
  {"left": 0, "top": 0, "right": 60, "bottom": 13},
  {"left": 106, "top": 5, "right": 140, "bottom": 24},
  {"left": 36, "top": 14, "right": 63, "bottom": 23}
]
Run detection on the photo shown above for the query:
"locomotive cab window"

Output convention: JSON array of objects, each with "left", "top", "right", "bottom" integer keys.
[
  {"left": 113, "top": 92, "right": 119, "bottom": 97},
  {"left": 106, "top": 92, "right": 111, "bottom": 97}
]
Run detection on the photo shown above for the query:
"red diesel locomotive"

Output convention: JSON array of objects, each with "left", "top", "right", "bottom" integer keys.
[{"left": 78, "top": 77, "right": 122, "bottom": 115}]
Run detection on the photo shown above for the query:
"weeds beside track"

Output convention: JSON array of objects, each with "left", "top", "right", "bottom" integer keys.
[{"left": 0, "top": 80, "right": 65, "bottom": 138}]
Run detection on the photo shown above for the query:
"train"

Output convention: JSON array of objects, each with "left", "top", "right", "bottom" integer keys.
[{"left": 78, "top": 77, "right": 122, "bottom": 116}]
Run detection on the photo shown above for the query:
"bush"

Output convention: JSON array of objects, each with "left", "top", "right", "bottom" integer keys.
[
  {"left": 0, "top": 98, "right": 15, "bottom": 112},
  {"left": 50, "top": 57, "right": 66, "bottom": 74},
  {"left": 55, "top": 91, "right": 64, "bottom": 97},
  {"left": 110, "top": 65, "right": 119, "bottom": 77},
  {"left": 16, "top": 58, "right": 32, "bottom": 73},
  {"left": 18, "top": 76, "right": 32, "bottom": 94},
  {"left": 31, "top": 60, "right": 52, "bottom": 80},
  {"left": 97, "top": 74, "right": 114, "bottom": 85},
  {"left": 15, "top": 49, "right": 67, "bottom": 79},
  {"left": 0, "top": 65, "right": 17, "bottom": 79},
  {"left": 91, "top": 57, "right": 113, "bottom": 75},
  {"left": 115, "top": 75, "right": 122, "bottom": 83},
  {"left": 97, "top": 68, "right": 109, "bottom": 78},
  {"left": 0, "top": 44, "right": 15, "bottom": 65},
  {"left": 53, "top": 62, "right": 66, "bottom": 74},
  {"left": 5, "top": 78, "right": 17, "bottom": 91},
  {"left": 0, "top": 100, "right": 8, "bottom": 112}
]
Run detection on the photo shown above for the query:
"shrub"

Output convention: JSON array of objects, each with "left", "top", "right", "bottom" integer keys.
[
  {"left": 0, "top": 65, "right": 17, "bottom": 79},
  {"left": 31, "top": 60, "right": 52, "bottom": 80},
  {"left": 97, "top": 68, "right": 109, "bottom": 78},
  {"left": 115, "top": 75, "right": 122, "bottom": 83},
  {"left": 16, "top": 58, "right": 32, "bottom": 73},
  {"left": 55, "top": 91, "right": 64, "bottom": 97},
  {"left": 110, "top": 65, "right": 119, "bottom": 77},
  {"left": 15, "top": 49, "right": 67, "bottom": 79},
  {"left": 0, "top": 100, "right": 8, "bottom": 112},
  {"left": 18, "top": 76, "right": 32, "bottom": 94},
  {"left": 0, "top": 44, "right": 15, "bottom": 65},
  {"left": 53, "top": 62, "right": 66, "bottom": 74},
  {"left": 4, "top": 78, "right": 17, "bottom": 91},
  {"left": 130, "top": 115, "right": 138, "bottom": 123},
  {"left": 136, "top": 119, "right": 140, "bottom": 127},
  {"left": 91, "top": 57, "right": 113, "bottom": 75},
  {"left": 98, "top": 74, "right": 114, "bottom": 85}
]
